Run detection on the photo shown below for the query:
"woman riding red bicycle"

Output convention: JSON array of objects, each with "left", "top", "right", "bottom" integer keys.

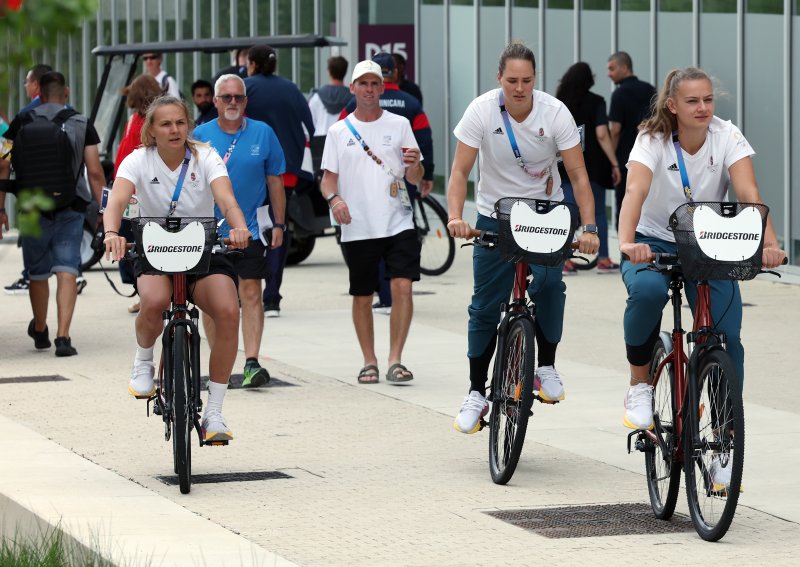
[
  {"left": 103, "top": 95, "right": 249, "bottom": 443},
  {"left": 619, "top": 67, "right": 785, "bottom": 480}
]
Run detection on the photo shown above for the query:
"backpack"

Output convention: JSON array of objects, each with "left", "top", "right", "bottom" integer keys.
[
  {"left": 160, "top": 74, "right": 184, "bottom": 100},
  {"left": 11, "top": 108, "right": 81, "bottom": 209}
]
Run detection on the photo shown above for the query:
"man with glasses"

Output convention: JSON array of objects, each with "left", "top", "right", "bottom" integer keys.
[
  {"left": 142, "top": 52, "right": 180, "bottom": 98},
  {"left": 193, "top": 74, "right": 287, "bottom": 387}
]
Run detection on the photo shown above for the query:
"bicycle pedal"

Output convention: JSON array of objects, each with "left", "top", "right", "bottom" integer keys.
[
  {"left": 534, "top": 394, "right": 557, "bottom": 405},
  {"left": 478, "top": 418, "right": 487, "bottom": 431}
]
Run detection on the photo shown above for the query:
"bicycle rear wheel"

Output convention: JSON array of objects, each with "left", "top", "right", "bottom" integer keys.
[
  {"left": 684, "top": 349, "right": 744, "bottom": 541},
  {"left": 172, "top": 325, "right": 192, "bottom": 494},
  {"left": 415, "top": 196, "right": 455, "bottom": 276},
  {"left": 488, "top": 317, "right": 536, "bottom": 485},
  {"left": 645, "top": 338, "right": 681, "bottom": 519}
]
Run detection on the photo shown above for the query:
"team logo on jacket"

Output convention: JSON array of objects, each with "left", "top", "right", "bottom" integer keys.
[
  {"left": 347, "top": 138, "right": 356, "bottom": 146},
  {"left": 382, "top": 135, "right": 392, "bottom": 145},
  {"left": 538, "top": 128, "right": 544, "bottom": 136},
  {"left": 150, "top": 177, "right": 160, "bottom": 184},
  {"left": 493, "top": 127, "right": 503, "bottom": 135},
  {"left": 190, "top": 172, "right": 196, "bottom": 182},
  {"left": 250, "top": 144, "right": 260, "bottom": 155},
  {"left": 667, "top": 163, "right": 678, "bottom": 171}
]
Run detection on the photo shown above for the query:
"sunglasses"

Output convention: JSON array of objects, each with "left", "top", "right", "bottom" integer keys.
[
  {"left": 217, "top": 94, "right": 246, "bottom": 103},
  {"left": 142, "top": 55, "right": 160, "bottom": 61}
]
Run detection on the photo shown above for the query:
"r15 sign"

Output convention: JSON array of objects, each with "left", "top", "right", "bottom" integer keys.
[{"left": 358, "top": 24, "right": 416, "bottom": 81}]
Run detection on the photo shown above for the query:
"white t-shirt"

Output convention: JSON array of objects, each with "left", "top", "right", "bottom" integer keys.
[
  {"left": 155, "top": 70, "right": 181, "bottom": 99},
  {"left": 453, "top": 88, "right": 581, "bottom": 217},
  {"left": 321, "top": 111, "right": 419, "bottom": 242},
  {"left": 116, "top": 144, "right": 228, "bottom": 217},
  {"left": 628, "top": 116, "right": 755, "bottom": 242}
]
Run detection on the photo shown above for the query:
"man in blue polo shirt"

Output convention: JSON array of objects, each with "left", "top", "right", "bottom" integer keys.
[{"left": 194, "top": 73, "right": 287, "bottom": 387}]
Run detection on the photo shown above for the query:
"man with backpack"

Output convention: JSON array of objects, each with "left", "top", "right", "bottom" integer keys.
[
  {"left": 142, "top": 52, "right": 180, "bottom": 98},
  {"left": 0, "top": 71, "right": 105, "bottom": 356}
]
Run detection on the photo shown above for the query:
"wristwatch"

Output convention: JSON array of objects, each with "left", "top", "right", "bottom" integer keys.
[
  {"left": 325, "top": 192, "right": 339, "bottom": 203},
  {"left": 581, "top": 224, "right": 598, "bottom": 234},
  {"left": 273, "top": 223, "right": 287, "bottom": 231}
]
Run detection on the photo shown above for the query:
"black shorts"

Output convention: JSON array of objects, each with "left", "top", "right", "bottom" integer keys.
[
  {"left": 135, "top": 253, "right": 237, "bottom": 289},
  {"left": 230, "top": 239, "right": 268, "bottom": 280},
  {"left": 341, "top": 229, "right": 421, "bottom": 296}
]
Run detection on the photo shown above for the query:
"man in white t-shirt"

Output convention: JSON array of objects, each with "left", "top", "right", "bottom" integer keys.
[
  {"left": 143, "top": 52, "right": 180, "bottom": 99},
  {"left": 320, "top": 60, "right": 424, "bottom": 385}
]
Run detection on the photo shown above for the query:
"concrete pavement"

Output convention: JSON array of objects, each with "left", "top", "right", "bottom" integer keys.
[{"left": 1, "top": 215, "right": 799, "bottom": 566}]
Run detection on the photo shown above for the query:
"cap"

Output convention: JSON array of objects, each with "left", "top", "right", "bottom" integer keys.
[
  {"left": 351, "top": 60, "right": 383, "bottom": 83},
  {"left": 371, "top": 52, "right": 395, "bottom": 76}
]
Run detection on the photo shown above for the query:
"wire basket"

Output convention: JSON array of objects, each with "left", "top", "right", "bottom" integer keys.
[
  {"left": 669, "top": 202, "right": 768, "bottom": 281},
  {"left": 132, "top": 217, "right": 217, "bottom": 275},
  {"left": 494, "top": 197, "right": 579, "bottom": 266}
]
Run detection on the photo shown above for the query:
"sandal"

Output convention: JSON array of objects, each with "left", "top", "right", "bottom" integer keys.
[
  {"left": 357, "top": 364, "right": 380, "bottom": 384},
  {"left": 386, "top": 363, "right": 414, "bottom": 383}
]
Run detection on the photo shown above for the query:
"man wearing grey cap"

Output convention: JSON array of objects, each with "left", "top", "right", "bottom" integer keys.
[{"left": 320, "top": 60, "right": 425, "bottom": 386}]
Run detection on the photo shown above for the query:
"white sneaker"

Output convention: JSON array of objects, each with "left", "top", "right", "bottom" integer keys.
[
  {"left": 128, "top": 360, "right": 155, "bottom": 399},
  {"left": 453, "top": 390, "right": 489, "bottom": 434},
  {"left": 709, "top": 455, "right": 732, "bottom": 492},
  {"left": 201, "top": 408, "right": 233, "bottom": 442},
  {"left": 624, "top": 383, "right": 654, "bottom": 430},
  {"left": 264, "top": 309, "right": 280, "bottom": 318},
  {"left": 535, "top": 365, "right": 565, "bottom": 402}
]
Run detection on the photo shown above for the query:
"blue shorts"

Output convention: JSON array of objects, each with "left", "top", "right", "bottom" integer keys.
[{"left": 21, "top": 208, "right": 83, "bottom": 279}]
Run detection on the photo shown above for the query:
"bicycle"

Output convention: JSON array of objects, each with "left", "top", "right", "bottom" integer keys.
[
  {"left": 412, "top": 195, "right": 456, "bottom": 276},
  {"left": 129, "top": 216, "right": 232, "bottom": 494},
  {"left": 627, "top": 201, "right": 783, "bottom": 541},
  {"left": 464, "top": 197, "right": 579, "bottom": 484}
]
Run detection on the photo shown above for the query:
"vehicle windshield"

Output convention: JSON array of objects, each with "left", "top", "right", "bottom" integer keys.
[{"left": 93, "top": 54, "right": 136, "bottom": 159}]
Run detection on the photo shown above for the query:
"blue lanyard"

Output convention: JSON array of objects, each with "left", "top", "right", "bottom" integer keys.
[
  {"left": 498, "top": 91, "right": 526, "bottom": 169},
  {"left": 343, "top": 117, "right": 397, "bottom": 178},
  {"left": 672, "top": 131, "right": 694, "bottom": 204},
  {"left": 221, "top": 118, "right": 246, "bottom": 165},
  {"left": 168, "top": 147, "right": 192, "bottom": 217}
]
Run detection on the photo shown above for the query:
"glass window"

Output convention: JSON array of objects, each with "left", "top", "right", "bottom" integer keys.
[
  {"left": 702, "top": 0, "right": 736, "bottom": 13},
  {"left": 747, "top": 0, "right": 784, "bottom": 14},
  {"left": 618, "top": 1, "right": 652, "bottom": 85}
]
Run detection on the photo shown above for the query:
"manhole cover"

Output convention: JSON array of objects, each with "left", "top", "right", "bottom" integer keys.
[
  {"left": 486, "top": 503, "right": 694, "bottom": 538},
  {"left": 0, "top": 375, "right": 69, "bottom": 384},
  {"left": 156, "top": 470, "right": 293, "bottom": 485},
  {"left": 200, "top": 374, "right": 296, "bottom": 389}
]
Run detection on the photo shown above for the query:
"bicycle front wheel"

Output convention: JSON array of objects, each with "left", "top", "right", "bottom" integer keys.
[
  {"left": 684, "top": 349, "right": 744, "bottom": 541},
  {"left": 415, "top": 196, "right": 455, "bottom": 276},
  {"left": 645, "top": 338, "right": 681, "bottom": 519},
  {"left": 488, "top": 317, "right": 536, "bottom": 485},
  {"left": 172, "top": 325, "right": 192, "bottom": 494}
]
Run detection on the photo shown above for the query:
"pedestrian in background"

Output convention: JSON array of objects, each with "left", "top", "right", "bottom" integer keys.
[
  {"left": 320, "top": 60, "right": 423, "bottom": 385},
  {"left": 555, "top": 61, "right": 621, "bottom": 274},
  {"left": 245, "top": 44, "right": 315, "bottom": 318}
]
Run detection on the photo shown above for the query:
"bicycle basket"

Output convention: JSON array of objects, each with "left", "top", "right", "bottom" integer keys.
[
  {"left": 669, "top": 202, "right": 768, "bottom": 281},
  {"left": 494, "top": 197, "right": 579, "bottom": 266},
  {"left": 132, "top": 217, "right": 217, "bottom": 275}
]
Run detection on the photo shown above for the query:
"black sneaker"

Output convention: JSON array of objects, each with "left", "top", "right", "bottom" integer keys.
[
  {"left": 76, "top": 276, "right": 87, "bottom": 295},
  {"left": 5, "top": 277, "right": 29, "bottom": 295},
  {"left": 54, "top": 336, "right": 77, "bottom": 357},
  {"left": 27, "top": 319, "right": 51, "bottom": 349},
  {"left": 242, "top": 360, "right": 270, "bottom": 388}
]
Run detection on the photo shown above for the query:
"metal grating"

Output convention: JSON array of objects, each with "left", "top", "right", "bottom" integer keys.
[
  {"left": 200, "top": 374, "right": 297, "bottom": 390},
  {"left": 486, "top": 503, "right": 695, "bottom": 538},
  {"left": 156, "top": 470, "right": 293, "bottom": 486},
  {"left": 0, "top": 375, "right": 69, "bottom": 384}
]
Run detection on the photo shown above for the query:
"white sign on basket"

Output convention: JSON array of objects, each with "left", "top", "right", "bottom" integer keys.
[
  {"left": 508, "top": 201, "right": 572, "bottom": 254},
  {"left": 141, "top": 220, "right": 206, "bottom": 272},
  {"left": 692, "top": 205, "right": 763, "bottom": 261}
]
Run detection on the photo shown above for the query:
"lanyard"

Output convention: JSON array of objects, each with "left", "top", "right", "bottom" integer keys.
[
  {"left": 343, "top": 117, "right": 400, "bottom": 179},
  {"left": 498, "top": 91, "right": 551, "bottom": 180},
  {"left": 221, "top": 118, "right": 246, "bottom": 165},
  {"left": 671, "top": 131, "right": 694, "bottom": 204},
  {"left": 167, "top": 147, "right": 192, "bottom": 217}
]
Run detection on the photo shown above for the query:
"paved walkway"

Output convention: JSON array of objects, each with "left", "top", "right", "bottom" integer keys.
[{"left": 1, "top": 219, "right": 799, "bottom": 566}]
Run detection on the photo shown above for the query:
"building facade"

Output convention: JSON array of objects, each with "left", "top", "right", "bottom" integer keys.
[{"left": 3, "top": 0, "right": 797, "bottom": 268}]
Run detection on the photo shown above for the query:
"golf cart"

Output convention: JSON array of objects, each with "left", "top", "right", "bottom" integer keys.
[{"left": 87, "top": 34, "right": 345, "bottom": 268}]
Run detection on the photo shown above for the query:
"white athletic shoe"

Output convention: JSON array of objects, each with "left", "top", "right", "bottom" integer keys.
[
  {"left": 624, "top": 383, "right": 654, "bottom": 430},
  {"left": 128, "top": 360, "right": 156, "bottom": 399},
  {"left": 201, "top": 408, "right": 233, "bottom": 442},
  {"left": 535, "top": 365, "right": 565, "bottom": 402},
  {"left": 453, "top": 390, "right": 489, "bottom": 434}
]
